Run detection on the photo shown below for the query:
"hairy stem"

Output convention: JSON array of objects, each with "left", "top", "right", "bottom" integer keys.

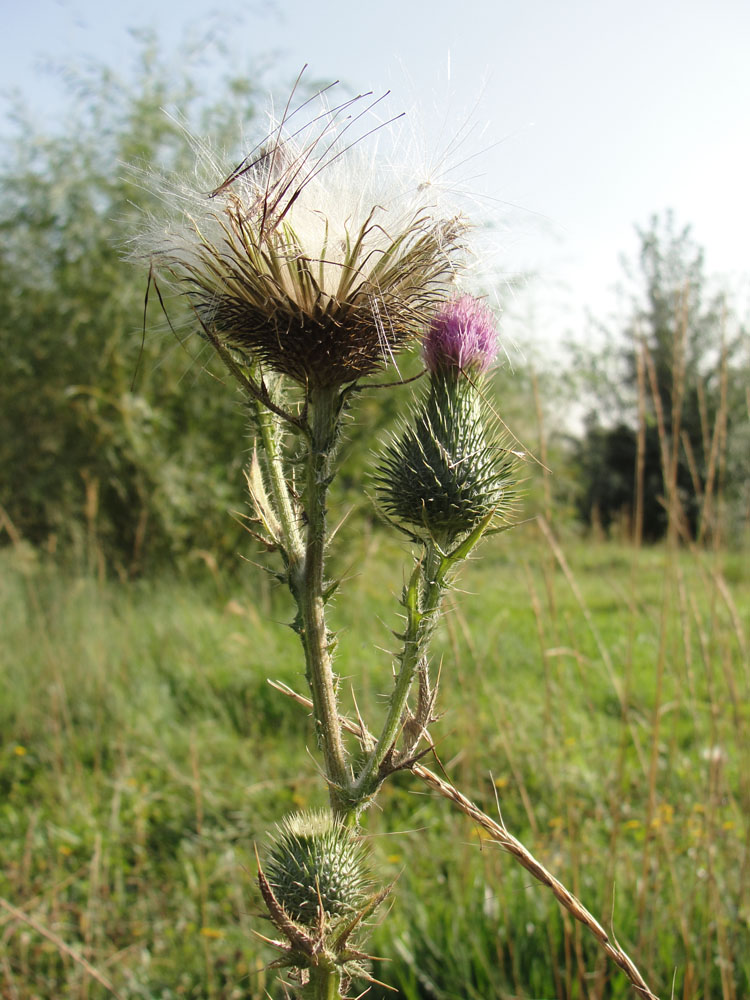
[
  {"left": 307, "top": 966, "right": 343, "bottom": 1000},
  {"left": 353, "top": 541, "right": 445, "bottom": 801},
  {"left": 292, "top": 386, "right": 350, "bottom": 813},
  {"left": 254, "top": 396, "right": 304, "bottom": 563}
]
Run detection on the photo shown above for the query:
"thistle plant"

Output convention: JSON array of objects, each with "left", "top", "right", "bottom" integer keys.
[{"left": 135, "top": 79, "right": 657, "bottom": 1000}]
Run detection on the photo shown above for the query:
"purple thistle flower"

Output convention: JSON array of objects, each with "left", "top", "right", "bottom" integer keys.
[{"left": 423, "top": 295, "right": 499, "bottom": 374}]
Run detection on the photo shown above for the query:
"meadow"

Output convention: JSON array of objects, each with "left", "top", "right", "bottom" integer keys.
[{"left": 1, "top": 520, "right": 748, "bottom": 999}]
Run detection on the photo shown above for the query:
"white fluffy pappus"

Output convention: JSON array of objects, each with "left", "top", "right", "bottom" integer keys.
[{"left": 131, "top": 81, "right": 475, "bottom": 389}]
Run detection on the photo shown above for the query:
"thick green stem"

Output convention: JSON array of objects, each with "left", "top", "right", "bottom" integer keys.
[
  {"left": 293, "top": 387, "right": 350, "bottom": 813},
  {"left": 353, "top": 541, "right": 445, "bottom": 801},
  {"left": 307, "top": 965, "right": 343, "bottom": 1000}
]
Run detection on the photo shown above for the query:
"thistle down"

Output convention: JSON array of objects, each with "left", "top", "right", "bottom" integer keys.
[{"left": 134, "top": 88, "right": 467, "bottom": 389}]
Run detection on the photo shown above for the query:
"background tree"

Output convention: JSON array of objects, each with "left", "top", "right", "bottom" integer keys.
[
  {"left": 0, "top": 38, "right": 282, "bottom": 576},
  {"left": 574, "top": 211, "right": 747, "bottom": 542}
]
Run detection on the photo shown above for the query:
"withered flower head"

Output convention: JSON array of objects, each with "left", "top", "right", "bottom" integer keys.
[{"left": 136, "top": 85, "right": 468, "bottom": 388}]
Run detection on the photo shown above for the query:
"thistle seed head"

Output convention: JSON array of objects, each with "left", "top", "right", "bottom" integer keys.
[
  {"left": 265, "top": 810, "right": 372, "bottom": 926},
  {"left": 133, "top": 86, "right": 468, "bottom": 388}
]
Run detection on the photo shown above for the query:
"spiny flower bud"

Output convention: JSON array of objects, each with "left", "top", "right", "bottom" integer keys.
[
  {"left": 265, "top": 810, "right": 372, "bottom": 926},
  {"left": 375, "top": 298, "right": 512, "bottom": 543},
  {"left": 376, "top": 374, "right": 511, "bottom": 543},
  {"left": 423, "top": 295, "right": 499, "bottom": 374}
]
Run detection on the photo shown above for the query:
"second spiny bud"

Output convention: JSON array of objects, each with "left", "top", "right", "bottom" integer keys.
[
  {"left": 265, "top": 810, "right": 372, "bottom": 926},
  {"left": 375, "top": 296, "right": 513, "bottom": 545}
]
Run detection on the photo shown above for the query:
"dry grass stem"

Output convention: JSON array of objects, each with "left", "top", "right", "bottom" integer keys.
[
  {"left": 269, "top": 680, "right": 660, "bottom": 1000},
  {"left": 0, "top": 897, "right": 124, "bottom": 999}
]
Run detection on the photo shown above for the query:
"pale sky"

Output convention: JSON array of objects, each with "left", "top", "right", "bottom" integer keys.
[{"left": 4, "top": 0, "right": 750, "bottom": 353}]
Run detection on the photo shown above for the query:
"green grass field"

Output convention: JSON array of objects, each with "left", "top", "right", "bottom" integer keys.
[{"left": 1, "top": 522, "right": 748, "bottom": 999}]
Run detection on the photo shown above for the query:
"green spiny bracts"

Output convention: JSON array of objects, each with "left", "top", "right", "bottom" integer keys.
[
  {"left": 259, "top": 811, "right": 391, "bottom": 998},
  {"left": 375, "top": 366, "right": 514, "bottom": 544},
  {"left": 265, "top": 811, "right": 372, "bottom": 926}
]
